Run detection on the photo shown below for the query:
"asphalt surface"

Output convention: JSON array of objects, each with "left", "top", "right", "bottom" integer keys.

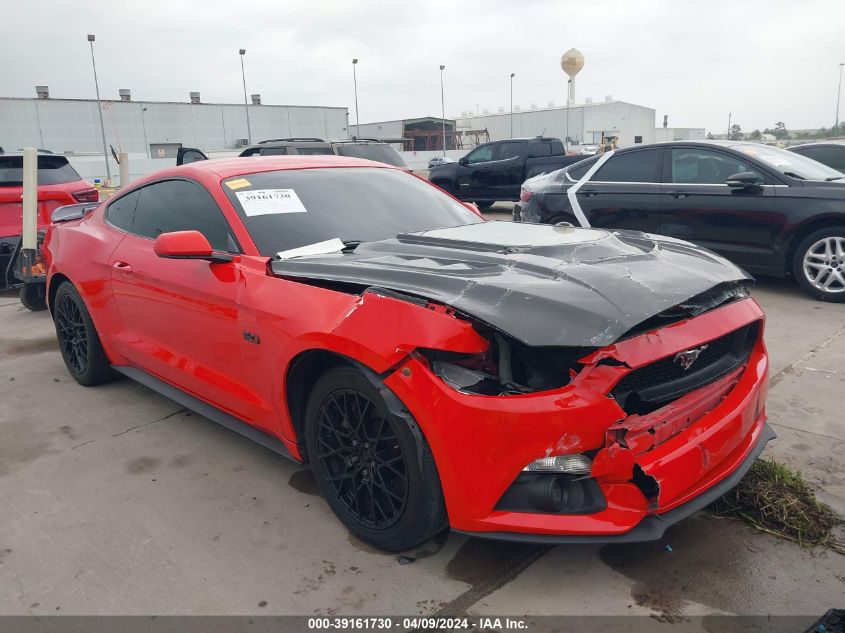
[{"left": 0, "top": 214, "right": 843, "bottom": 618}]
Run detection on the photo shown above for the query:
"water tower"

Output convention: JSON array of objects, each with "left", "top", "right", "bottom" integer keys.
[{"left": 560, "top": 48, "right": 584, "bottom": 106}]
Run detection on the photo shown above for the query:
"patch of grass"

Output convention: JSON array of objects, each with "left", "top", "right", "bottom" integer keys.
[{"left": 710, "top": 458, "right": 843, "bottom": 553}]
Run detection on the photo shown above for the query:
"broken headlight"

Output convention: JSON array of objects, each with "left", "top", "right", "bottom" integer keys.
[
  {"left": 522, "top": 454, "right": 592, "bottom": 475},
  {"left": 417, "top": 329, "right": 592, "bottom": 396}
]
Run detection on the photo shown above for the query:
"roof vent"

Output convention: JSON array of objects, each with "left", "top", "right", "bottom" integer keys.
[
  {"left": 251, "top": 94, "right": 261, "bottom": 105},
  {"left": 35, "top": 85, "right": 49, "bottom": 99},
  {"left": 119, "top": 89, "right": 131, "bottom": 101},
  {"left": 189, "top": 91, "right": 201, "bottom": 104}
]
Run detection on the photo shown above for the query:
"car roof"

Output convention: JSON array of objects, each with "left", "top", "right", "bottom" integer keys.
[
  {"left": 157, "top": 155, "right": 400, "bottom": 182},
  {"left": 790, "top": 140, "right": 845, "bottom": 148}
]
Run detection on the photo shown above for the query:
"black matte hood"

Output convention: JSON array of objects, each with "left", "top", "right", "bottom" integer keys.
[{"left": 271, "top": 222, "right": 752, "bottom": 347}]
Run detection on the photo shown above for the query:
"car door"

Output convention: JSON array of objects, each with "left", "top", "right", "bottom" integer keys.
[
  {"left": 107, "top": 178, "right": 253, "bottom": 417},
  {"left": 456, "top": 143, "right": 499, "bottom": 199},
  {"left": 574, "top": 148, "right": 663, "bottom": 232},
  {"left": 659, "top": 147, "right": 778, "bottom": 272},
  {"left": 176, "top": 147, "right": 209, "bottom": 165}
]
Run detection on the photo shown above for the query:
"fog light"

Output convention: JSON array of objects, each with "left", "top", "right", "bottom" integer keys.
[
  {"left": 527, "top": 476, "right": 564, "bottom": 512},
  {"left": 522, "top": 454, "right": 592, "bottom": 475}
]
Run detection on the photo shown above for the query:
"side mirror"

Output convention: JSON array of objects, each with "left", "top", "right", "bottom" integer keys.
[
  {"left": 153, "top": 230, "right": 232, "bottom": 263},
  {"left": 458, "top": 157, "right": 468, "bottom": 166},
  {"left": 726, "top": 172, "right": 760, "bottom": 188}
]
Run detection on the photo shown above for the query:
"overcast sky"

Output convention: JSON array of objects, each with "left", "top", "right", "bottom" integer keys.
[{"left": 3, "top": 0, "right": 844, "bottom": 134}]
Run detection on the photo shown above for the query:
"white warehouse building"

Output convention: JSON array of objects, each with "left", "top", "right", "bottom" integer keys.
[
  {"left": 0, "top": 88, "right": 348, "bottom": 182},
  {"left": 455, "top": 100, "right": 657, "bottom": 148}
]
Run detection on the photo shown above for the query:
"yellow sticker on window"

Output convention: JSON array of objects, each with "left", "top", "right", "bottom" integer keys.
[{"left": 226, "top": 178, "right": 251, "bottom": 190}]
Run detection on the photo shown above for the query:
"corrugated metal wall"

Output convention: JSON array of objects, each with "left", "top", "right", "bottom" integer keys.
[{"left": 0, "top": 98, "right": 348, "bottom": 156}]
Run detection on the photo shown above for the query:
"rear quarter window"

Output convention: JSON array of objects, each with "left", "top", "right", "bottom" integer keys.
[{"left": 0, "top": 155, "right": 82, "bottom": 186}]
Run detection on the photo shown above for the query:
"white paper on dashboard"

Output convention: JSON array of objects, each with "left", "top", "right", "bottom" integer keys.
[
  {"left": 276, "top": 238, "right": 345, "bottom": 260},
  {"left": 235, "top": 188, "right": 307, "bottom": 216}
]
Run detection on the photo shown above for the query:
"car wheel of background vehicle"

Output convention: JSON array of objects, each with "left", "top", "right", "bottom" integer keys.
[
  {"left": 792, "top": 226, "right": 845, "bottom": 303},
  {"left": 474, "top": 201, "right": 495, "bottom": 210},
  {"left": 304, "top": 366, "right": 447, "bottom": 551},
  {"left": 53, "top": 282, "right": 119, "bottom": 385},
  {"left": 432, "top": 181, "right": 454, "bottom": 196},
  {"left": 19, "top": 283, "right": 47, "bottom": 311},
  {"left": 549, "top": 214, "right": 579, "bottom": 227}
]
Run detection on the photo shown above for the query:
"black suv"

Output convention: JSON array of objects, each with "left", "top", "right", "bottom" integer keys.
[
  {"left": 515, "top": 141, "right": 845, "bottom": 302},
  {"left": 177, "top": 138, "right": 409, "bottom": 170}
]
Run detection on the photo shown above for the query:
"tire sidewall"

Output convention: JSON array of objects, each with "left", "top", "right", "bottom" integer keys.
[
  {"left": 304, "top": 366, "right": 444, "bottom": 551},
  {"left": 53, "top": 282, "right": 108, "bottom": 384},
  {"left": 792, "top": 227, "right": 845, "bottom": 303}
]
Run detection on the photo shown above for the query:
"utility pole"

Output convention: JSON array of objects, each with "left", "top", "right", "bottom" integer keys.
[
  {"left": 510, "top": 73, "right": 515, "bottom": 138},
  {"left": 352, "top": 59, "right": 360, "bottom": 138},
  {"left": 239, "top": 49, "right": 252, "bottom": 144},
  {"left": 836, "top": 63, "right": 844, "bottom": 135},
  {"left": 728, "top": 112, "right": 732, "bottom": 139},
  {"left": 87, "top": 35, "right": 111, "bottom": 184},
  {"left": 440, "top": 65, "right": 446, "bottom": 156}
]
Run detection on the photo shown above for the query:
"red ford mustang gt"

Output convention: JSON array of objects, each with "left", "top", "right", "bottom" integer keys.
[{"left": 44, "top": 155, "right": 773, "bottom": 551}]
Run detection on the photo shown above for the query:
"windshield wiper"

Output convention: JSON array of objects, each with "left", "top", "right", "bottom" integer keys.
[
  {"left": 825, "top": 176, "right": 844, "bottom": 181},
  {"left": 783, "top": 171, "right": 805, "bottom": 180}
]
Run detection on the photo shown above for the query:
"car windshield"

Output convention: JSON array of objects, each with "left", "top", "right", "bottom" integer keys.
[
  {"left": 734, "top": 144, "right": 843, "bottom": 181},
  {"left": 0, "top": 155, "right": 82, "bottom": 186},
  {"left": 335, "top": 144, "right": 408, "bottom": 168},
  {"left": 222, "top": 167, "right": 481, "bottom": 256}
]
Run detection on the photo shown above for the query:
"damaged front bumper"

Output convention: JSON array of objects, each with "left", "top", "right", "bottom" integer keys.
[{"left": 383, "top": 297, "right": 772, "bottom": 542}]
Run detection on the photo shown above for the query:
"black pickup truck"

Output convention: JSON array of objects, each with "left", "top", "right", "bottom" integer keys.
[{"left": 428, "top": 137, "right": 584, "bottom": 208}]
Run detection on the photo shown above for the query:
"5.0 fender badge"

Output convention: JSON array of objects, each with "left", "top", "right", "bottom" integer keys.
[{"left": 674, "top": 344, "right": 708, "bottom": 371}]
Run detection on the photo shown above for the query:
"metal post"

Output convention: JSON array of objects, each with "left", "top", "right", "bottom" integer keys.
[
  {"left": 836, "top": 63, "right": 844, "bottom": 135},
  {"left": 440, "top": 65, "right": 446, "bottom": 156},
  {"left": 566, "top": 79, "right": 571, "bottom": 151},
  {"left": 87, "top": 35, "right": 111, "bottom": 185},
  {"left": 510, "top": 73, "right": 515, "bottom": 138},
  {"left": 22, "top": 148, "right": 37, "bottom": 251},
  {"left": 118, "top": 152, "right": 129, "bottom": 188},
  {"left": 352, "top": 59, "right": 360, "bottom": 139},
  {"left": 727, "top": 112, "right": 732, "bottom": 139},
  {"left": 239, "top": 49, "right": 252, "bottom": 144}
]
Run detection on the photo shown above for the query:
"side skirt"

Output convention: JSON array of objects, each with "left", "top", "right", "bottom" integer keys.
[{"left": 113, "top": 365, "right": 299, "bottom": 463}]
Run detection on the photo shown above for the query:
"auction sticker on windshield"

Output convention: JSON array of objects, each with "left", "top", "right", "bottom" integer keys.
[{"left": 235, "top": 188, "right": 307, "bottom": 216}]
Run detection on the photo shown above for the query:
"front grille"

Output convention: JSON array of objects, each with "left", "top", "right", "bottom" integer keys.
[{"left": 612, "top": 322, "right": 759, "bottom": 414}]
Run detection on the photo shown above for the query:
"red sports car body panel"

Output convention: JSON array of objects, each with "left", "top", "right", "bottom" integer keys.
[{"left": 43, "top": 156, "right": 772, "bottom": 543}]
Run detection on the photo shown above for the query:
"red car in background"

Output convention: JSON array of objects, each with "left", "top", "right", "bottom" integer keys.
[
  {"left": 0, "top": 151, "right": 98, "bottom": 308},
  {"left": 43, "top": 155, "right": 773, "bottom": 551}
]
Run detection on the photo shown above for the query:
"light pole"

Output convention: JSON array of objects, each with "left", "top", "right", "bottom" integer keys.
[
  {"left": 439, "top": 65, "right": 446, "bottom": 156},
  {"left": 510, "top": 73, "right": 515, "bottom": 138},
  {"left": 87, "top": 34, "right": 111, "bottom": 184},
  {"left": 727, "top": 112, "right": 732, "bottom": 139},
  {"left": 239, "top": 49, "right": 252, "bottom": 144},
  {"left": 352, "top": 59, "right": 360, "bottom": 138},
  {"left": 836, "top": 63, "right": 844, "bottom": 135}
]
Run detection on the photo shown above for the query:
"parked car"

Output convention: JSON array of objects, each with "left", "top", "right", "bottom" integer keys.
[
  {"left": 788, "top": 141, "right": 845, "bottom": 174},
  {"left": 44, "top": 154, "right": 772, "bottom": 551},
  {"left": 428, "top": 137, "right": 584, "bottom": 209},
  {"left": 1, "top": 151, "right": 97, "bottom": 308},
  {"left": 428, "top": 156, "right": 455, "bottom": 170},
  {"left": 178, "top": 138, "right": 409, "bottom": 170},
  {"left": 515, "top": 141, "right": 845, "bottom": 302}
]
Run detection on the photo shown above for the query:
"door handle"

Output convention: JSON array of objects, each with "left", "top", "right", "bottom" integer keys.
[
  {"left": 112, "top": 261, "right": 133, "bottom": 274},
  {"left": 580, "top": 189, "right": 599, "bottom": 197},
  {"left": 668, "top": 191, "right": 691, "bottom": 199}
]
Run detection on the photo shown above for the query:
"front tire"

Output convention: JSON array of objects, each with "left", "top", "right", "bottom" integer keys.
[
  {"left": 792, "top": 227, "right": 845, "bottom": 302},
  {"left": 53, "top": 282, "right": 119, "bottom": 385},
  {"left": 304, "top": 366, "right": 447, "bottom": 551}
]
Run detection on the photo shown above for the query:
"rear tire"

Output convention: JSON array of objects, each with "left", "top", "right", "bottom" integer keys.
[
  {"left": 548, "top": 214, "right": 579, "bottom": 227},
  {"left": 304, "top": 366, "right": 447, "bottom": 551},
  {"left": 474, "top": 200, "right": 495, "bottom": 210},
  {"left": 19, "top": 283, "right": 47, "bottom": 311},
  {"left": 792, "top": 226, "right": 845, "bottom": 302},
  {"left": 53, "top": 282, "right": 119, "bottom": 385}
]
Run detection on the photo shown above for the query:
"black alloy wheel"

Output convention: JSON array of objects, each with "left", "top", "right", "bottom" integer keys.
[
  {"left": 56, "top": 292, "right": 89, "bottom": 375},
  {"left": 314, "top": 388, "right": 408, "bottom": 530},
  {"left": 304, "top": 366, "right": 447, "bottom": 551}
]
